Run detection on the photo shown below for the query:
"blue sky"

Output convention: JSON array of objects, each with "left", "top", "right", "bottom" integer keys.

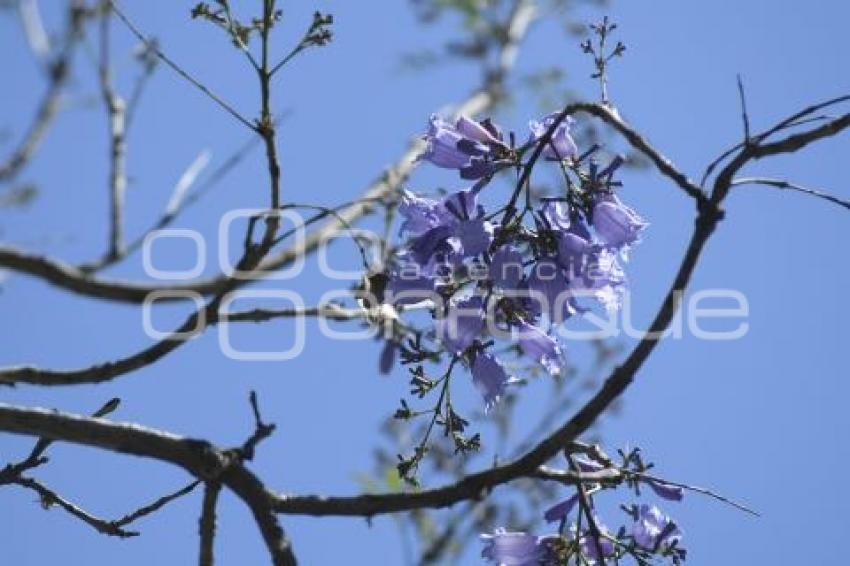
[{"left": 1, "top": 1, "right": 848, "bottom": 564}]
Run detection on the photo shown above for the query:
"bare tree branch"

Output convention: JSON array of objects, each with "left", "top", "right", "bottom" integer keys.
[
  {"left": 0, "top": 245, "right": 180, "bottom": 302},
  {"left": 0, "top": 0, "right": 84, "bottom": 183},
  {"left": 199, "top": 482, "right": 222, "bottom": 566},
  {"left": 0, "top": 396, "right": 200, "bottom": 538},
  {"left": 0, "top": 403, "right": 296, "bottom": 566},
  {"left": 8, "top": 476, "right": 201, "bottom": 537},
  {"left": 700, "top": 94, "right": 850, "bottom": 187},
  {"left": 98, "top": 1, "right": 128, "bottom": 259},
  {"left": 11, "top": 475, "right": 141, "bottom": 537}
]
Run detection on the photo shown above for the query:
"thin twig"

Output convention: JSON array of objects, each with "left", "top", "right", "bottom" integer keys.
[
  {"left": 257, "top": 0, "right": 281, "bottom": 210},
  {"left": 567, "top": 453, "right": 607, "bottom": 565},
  {"left": 124, "top": 40, "right": 160, "bottom": 132},
  {"left": 238, "top": 391, "right": 276, "bottom": 462},
  {"left": 108, "top": 0, "right": 256, "bottom": 131},
  {"left": 113, "top": 480, "right": 201, "bottom": 527},
  {"left": 632, "top": 471, "right": 759, "bottom": 517},
  {"left": 220, "top": 0, "right": 260, "bottom": 71},
  {"left": 13, "top": 475, "right": 139, "bottom": 537},
  {"left": 736, "top": 74, "right": 751, "bottom": 142},
  {"left": 731, "top": 177, "right": 850, "bottom": 211}
]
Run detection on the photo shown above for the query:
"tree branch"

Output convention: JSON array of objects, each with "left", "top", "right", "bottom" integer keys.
[
  {"left": 700, "top": 94, "right": 850, "bottom": 187},
  {"left": 573, "top": 103, "right": 707, "bottom": 203},
  {"left": 0, "top": 403, "right": 296, "bottom": 565},
  {"left": 198, "top": 481, "right": 222, "bottom": 566},
  {"left": 0, "top": 0, "right": 84, "bottom": 183},
  {"left": 0, "top": 299, "right": 400, "bottom": 386},
  {"left": 3, "top": 473, "right": 199, "bottom": 538}
]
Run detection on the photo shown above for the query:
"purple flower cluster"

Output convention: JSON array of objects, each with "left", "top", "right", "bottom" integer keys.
[
  {"left": 482, "top": 504, "right": 684, "bottom": 565},
  {"left": 482, "top": 456, "right": 686, "bottom": 564},
  {"left": 384, "top": 112, "right": 647, "bottom": 409}
]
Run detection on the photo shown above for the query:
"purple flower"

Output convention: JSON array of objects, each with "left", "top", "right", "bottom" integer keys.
[
  {"left": 481, "top": 529, "right": 544, "bottom": 566},
  {"left": 569, "top": 248, "right": 626, "bottom": 312},
  {"left": 437, "top": 295, "right": 485, "bottom": 354},
  {"left": 529, "top": 113, "right": 578, "bottom": 160},
  {"left": 645, "top": 479, "right": 685, "bottom": 502},
  {"left": 385, "top": 268, "right": 436, "bottom": 305},
  {"left": 538, "top": 205, "right": 619, "bottom": 306},
  {"left": 533, "top": 200, "right": 629, "bottom": 313},
  {"left": 591, "top": 194, "right": 648, "bottom": 250},
  {"left": 543, "top": 493, "right": 578, "bottom": 524},
  {"left": 454, "top": 216, "right": 494, "bottom": 257},
  {"left": 471, "top": 352, "right": 511, "bottom": 409},
  {"left": 398, "top": 189, "right": 452, "bottom": 236},
  {"left": 441, "top": 191, "right": 494, "bottom": 259},
  {"left": 526, "top": 259, "right": 577, "bottom": 324},
  {"left": 401, "top": 189, "right": 494, "bottom": 267},
  {"left": 420, "top": 115, "right": 509, "bottom": 179},
  {"left": 632, "top": 504, "right": 683, "bottom": 553},
  {"left": 420, "top": 115, "right": 485, "bottom": 169},
  {"left": 555, "top": 218, "right": 593, "bottom": 272},
  {"left": 408, "top": 224, "right": 458, "bottom": 266},
  {"left": 456, "top": 115, "right": 504, "bottom": 145},
  {"left": 516, "top": 322, "right": 564, "bottom": 375},
  {"left": 489, "top": 246, "right": 524, "bottom": 290}
]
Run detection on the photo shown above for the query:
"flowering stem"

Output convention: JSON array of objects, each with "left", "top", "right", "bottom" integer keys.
[
  {"left": 567, "top": 453, "right": 608, "bottom": 566},
  {"left": 501, "top": 105, "right": 575, "bottom": 228}
]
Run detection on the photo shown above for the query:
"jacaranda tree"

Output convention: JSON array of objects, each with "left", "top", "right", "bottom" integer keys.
[{"left": 0, "top": 1, "right": 847, "bottom": 564}]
